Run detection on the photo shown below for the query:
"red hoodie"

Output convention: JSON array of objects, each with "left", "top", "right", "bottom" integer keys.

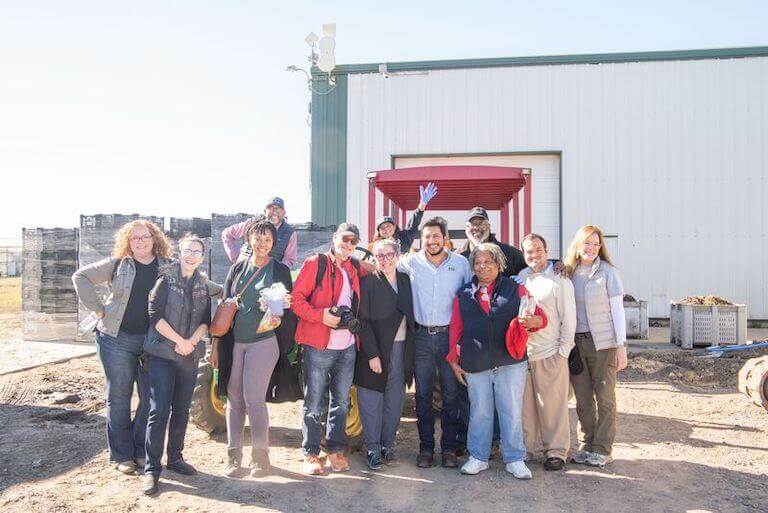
[{"left": 291, "top": 252, "right": 364, "bottom": 350}]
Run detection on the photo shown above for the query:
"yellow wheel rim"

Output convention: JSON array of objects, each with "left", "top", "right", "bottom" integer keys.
[
  {"left": 346, "top": 385, "right": 363, "bottom": 438},
  {"left": 210, "top": 373, "right": 228, "bottom": 417}
]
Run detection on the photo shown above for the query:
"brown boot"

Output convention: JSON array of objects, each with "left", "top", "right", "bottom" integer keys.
[
  {"left": 327, "top": 452, "right": 350, "bottom": 472},
  {"left": 303, "top": 455, "right": 324, "bottom": 476}
]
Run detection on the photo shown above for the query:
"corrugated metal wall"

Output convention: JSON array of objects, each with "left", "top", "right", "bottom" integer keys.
[
  {"left": 345, "top": 57, "right": 768, "bottom": 317},
  {"left": 311, "top": 74, "right": 348, "bottom": 226}
]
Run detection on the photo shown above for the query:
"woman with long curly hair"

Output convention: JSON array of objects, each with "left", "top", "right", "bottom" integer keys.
[
  {"left": 563, "top": 225, "right": 626, "bottom": 468},
  {"left": 72, "top": 219, "right": 173, "bottom": 475}
]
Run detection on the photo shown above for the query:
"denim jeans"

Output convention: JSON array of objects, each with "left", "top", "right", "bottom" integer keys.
[
  {"left": 465, "top": 361, "right": 528, "bottom": 463},
  {"left": 413, "top": 330, "right": 459, "bottom": 453},
  {"left": 357, "top": 341, "right": 406, "bottom": 453},
  {"left": 301, "top": 344, "right": 356, "bottom": 456},
  {"left": 144, "top": 354, "right": 199, "bottom": 476},
  {"left": 95, "top": 330, "right": 150, "bottom": 463}
]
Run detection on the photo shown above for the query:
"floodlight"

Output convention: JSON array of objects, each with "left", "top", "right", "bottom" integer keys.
[{"left": 305, "top": 32, "right": 319, "bottom": 46}]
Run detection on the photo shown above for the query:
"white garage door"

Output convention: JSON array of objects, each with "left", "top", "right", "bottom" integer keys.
[{"left": 394, "top": 154, "right": 562, "bottom": 258}]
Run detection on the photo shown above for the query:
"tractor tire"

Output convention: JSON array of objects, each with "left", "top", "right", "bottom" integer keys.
[
  {"left": 346, "top": 386, "right": 364, "bottom": 452},
  {"left": 190, "top": 360, "right": 227, "bottom": 434}
]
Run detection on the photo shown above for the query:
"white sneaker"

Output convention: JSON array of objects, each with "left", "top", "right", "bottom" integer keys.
[
  {"left": 460, "top": 456, "right": 489, "bottom": 475},
  {"left": 505, "top": 461, "right": 532, "bottom": 480},
  {"left": 586, "top": 453, "right": 613, "bottom": 468},
  {"left": 570, "top": 450, "right": 591, "bottom": 464}
]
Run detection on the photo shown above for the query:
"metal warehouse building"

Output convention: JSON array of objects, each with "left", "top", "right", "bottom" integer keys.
[{"left": 308, "top": 46, "right": 768, "bottom": 319}]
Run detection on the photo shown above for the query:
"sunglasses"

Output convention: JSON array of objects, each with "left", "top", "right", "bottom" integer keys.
[{"left": 340, "top": 235, "right": 359, "bottom": 245}]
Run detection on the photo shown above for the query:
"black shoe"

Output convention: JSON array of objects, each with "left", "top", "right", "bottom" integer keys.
[
  {"left": 455, "top": 444, "right": 468, "bottom": 458},
  {"left": 544, "top": 457, "right": 566, "bottom": 471},
  {"left": 381, "top": 447, "right": 399, "bottom": 466},
  {"left": 441, "top": 452, "right": 458, "bottom": 468},
  {"left": 416, "top": 451, "right": 434, "bottom": 468},
  {"left": 226, "top": 448, "right": 246, "bottom": 478},
  {"left": 167, "top": 458, "right": 197, "bottom": 476},
  {"left": 250, "top": 449, "right": 271, "bottom": 477},
  {"left": 141, "top": 473, "right": 159, "bottom": 496},
  {"left": 366, "top": 450, "right": 383, "bottom": 471}
]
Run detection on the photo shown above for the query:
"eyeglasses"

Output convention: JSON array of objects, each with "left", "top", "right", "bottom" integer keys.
[
  {"left": 181, "top": 249, "right": 204, "bottom": 257},
  {"left": 129, "top": 235, "right": 153, "bottom": 242},
  {"left": 375, "top": 252, "right": 397, "bottom": 261},
  {"left": 341, "top": 235, "right": 359, "bottom": 245},
  {"left": 583, "top": 242, "right": 601, "bottom": 248}
]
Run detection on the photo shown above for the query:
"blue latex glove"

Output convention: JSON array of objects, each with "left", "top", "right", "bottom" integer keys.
[{"left": 419, "top": 182, "right": 438, "bottom": 205}]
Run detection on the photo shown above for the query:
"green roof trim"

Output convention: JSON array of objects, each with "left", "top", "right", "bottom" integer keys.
[{"left": 330, "top": 46, "right": 768, "bottom": 75}]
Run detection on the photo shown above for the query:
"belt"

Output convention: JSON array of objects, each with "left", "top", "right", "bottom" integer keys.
[
  {"left": 416, "top": 323, "right": 450, "bottom": 334},
  {"left": 575, "top": 332, "right": 591, "bottom": 339}
]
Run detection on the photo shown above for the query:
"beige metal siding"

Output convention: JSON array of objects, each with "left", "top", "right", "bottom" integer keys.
[{"left": 346, "top": 57, "right": 768, "bottom": 317}]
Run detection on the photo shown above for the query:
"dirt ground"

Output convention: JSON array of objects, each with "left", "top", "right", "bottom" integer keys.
[{"left": 1, "top": 318, "right": 767, "bottom": 513}]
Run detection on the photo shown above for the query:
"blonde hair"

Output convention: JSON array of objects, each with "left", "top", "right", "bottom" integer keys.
[
  {"left": 372, "top": 238, "right": 400, "bottom": 255},
  {"left": 112, "top": 220, "right": 172, "bottom": 260},
  {"left": 564, "top": 225, "right": 614, "bottom": 276}
]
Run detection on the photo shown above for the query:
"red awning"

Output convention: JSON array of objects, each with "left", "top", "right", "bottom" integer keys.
[{"left": 368, "top": 165, "right": 528, "bottom": 210}]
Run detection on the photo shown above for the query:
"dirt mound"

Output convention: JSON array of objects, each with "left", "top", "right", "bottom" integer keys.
[
  {"left": 678, "top": 295, "right": 733, "bottom": 306},
  {"left": 625, "top": 348, "right": 767, "bottom": 389}
]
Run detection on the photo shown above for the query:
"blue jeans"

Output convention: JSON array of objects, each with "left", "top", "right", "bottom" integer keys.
[
  {"left": 413, "top": 330, "right": 459, "bottom": 453},
  {"left": 301, "top": 344, "right": 356, "bottom": 456},
  {"left": 465, "top": 362, "right": 528, "bottom": 463},
  {"left": 144, "top": 354, "right": 199, "bottom": 476},
  {"left": 357, "top": 341, "right": 406, "bottom": 453},
  {"left": 95, "top": 330, "right": 150, "bottom": 463}
]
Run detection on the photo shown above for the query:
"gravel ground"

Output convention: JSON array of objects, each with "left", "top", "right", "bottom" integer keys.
[{"left": 1, "top": 344, "right": 767, "bottom": 513}]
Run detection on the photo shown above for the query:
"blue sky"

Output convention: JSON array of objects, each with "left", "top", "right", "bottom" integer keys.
[{"left": 1, "top": 0, "right": 766, "bottom": 242}]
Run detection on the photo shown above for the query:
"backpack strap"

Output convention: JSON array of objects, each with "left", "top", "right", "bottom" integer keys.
[{"left": 314, "top": 253, "right": 328, "bottom": 290}]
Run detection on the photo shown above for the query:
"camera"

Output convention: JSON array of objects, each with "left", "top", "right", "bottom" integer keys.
[{"left": 328, "top": 305, "right": 362, "bottom": 334}]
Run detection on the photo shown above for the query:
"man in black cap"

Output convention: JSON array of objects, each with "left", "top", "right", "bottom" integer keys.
[
  {"left": 459, "top": 206, "right": 527, "bottom": 276},
  {"left": 222, "top": 196, "right": 298, "bottom": 267}
]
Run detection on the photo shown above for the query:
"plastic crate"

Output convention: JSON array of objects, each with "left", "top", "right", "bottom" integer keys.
[
  {"left": 670, "top": 302, "right": 747, "bottom": 349},
  {"left": 624, "top": 300, "right": 649, "bottom": 339}
]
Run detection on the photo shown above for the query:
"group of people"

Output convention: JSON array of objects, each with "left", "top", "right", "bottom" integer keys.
[{"left": 72, "top": 187, "right": 628, "bottom": 496}]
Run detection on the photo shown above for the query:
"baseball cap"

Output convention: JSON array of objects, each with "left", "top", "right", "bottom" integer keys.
[
  {"left": 467, "top": 206, "right": 489, "bottom": 222},
  {"left": 335, "top": 222, "right": 360, "bottom": 239},
  {"left": 376, "top": 216, "right": 396, "bottom": 230},
  {"left": 266, "top": 197, "right": 285, "bottom": 209}
]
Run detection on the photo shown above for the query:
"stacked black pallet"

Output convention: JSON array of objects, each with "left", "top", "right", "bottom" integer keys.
[
  {"left": 210, "top": 213, "right": 253, "bottom": 283},
  {"left": 76, "top": 214, "right": 164, "bottom": 341},
  {"left": 22, "top": 228, "right": 79, "bottom": 341},
  {"left": 167, "top": 217, "right": 213, "bottom": 276}
]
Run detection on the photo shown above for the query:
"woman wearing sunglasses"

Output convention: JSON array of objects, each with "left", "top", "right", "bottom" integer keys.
[
  {"left": 353, "top": 238, "right": 416, "bottom": 471},
  {"left": 141, "top": 234, "right": 213, "bottom": 495}
]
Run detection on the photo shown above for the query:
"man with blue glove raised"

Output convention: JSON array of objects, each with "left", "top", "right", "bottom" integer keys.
[{"left": 368, "top": 182, "right": 438, "bottom": 254}]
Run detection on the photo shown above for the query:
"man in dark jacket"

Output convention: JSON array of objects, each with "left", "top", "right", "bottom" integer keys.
[{"left": 459, "top": 206, "right": 527, "bottom": 277}]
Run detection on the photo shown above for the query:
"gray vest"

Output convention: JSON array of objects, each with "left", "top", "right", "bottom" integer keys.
[
  {"left": 239, "top": 219, "right": 294, "bottom": 263},
  {"left": 582, "top": 258, "right": 618, "bottom": 350},
  {"left": 160, "top": 263, "right": 209, "bottom": 359}
]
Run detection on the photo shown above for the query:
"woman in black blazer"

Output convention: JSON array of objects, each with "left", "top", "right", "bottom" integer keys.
[{"left": 354, "top": 238, "right": 416, "bottom": 471}]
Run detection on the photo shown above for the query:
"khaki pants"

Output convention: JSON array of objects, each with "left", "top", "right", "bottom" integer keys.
[
  {"left": 522, "top": 353, "right": 571, "bottom": 461},
  {"left": 570, "top": 332, "right": 617, "bottom": 456}
]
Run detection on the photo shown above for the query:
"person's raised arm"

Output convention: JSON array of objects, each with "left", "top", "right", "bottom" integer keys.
[
  {"left": 221, "top": 218, "right": 251, "bottom": 263},
  {"left": 72, "top": 257, "right": 117, "bottom": 316}
]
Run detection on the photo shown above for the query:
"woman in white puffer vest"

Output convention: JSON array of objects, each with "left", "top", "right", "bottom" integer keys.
[{"left": 564, "top": 225, "right": 627, "bottom": 468}]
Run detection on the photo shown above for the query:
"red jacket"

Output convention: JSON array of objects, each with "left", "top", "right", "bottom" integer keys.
[{"left": 291, "top": 252, "right": 364, "bottom": 350}]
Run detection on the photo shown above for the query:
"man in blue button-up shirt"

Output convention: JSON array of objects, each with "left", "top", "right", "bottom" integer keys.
[{"left": 398, "top": 217, "right": 471, "bottom": 468}]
